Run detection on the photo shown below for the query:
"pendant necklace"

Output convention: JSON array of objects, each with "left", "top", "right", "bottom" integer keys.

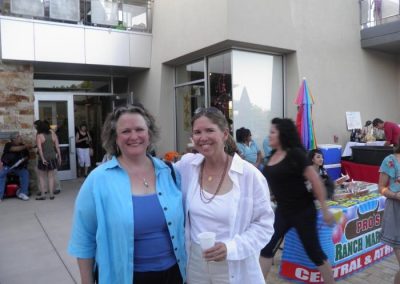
[
  {"left": 143, "top": 178, "right": 149, "bottom": 188},
  {"left": 199, "top": 155, "right": 230, "bottom": 203},
  {"left": 119, "top": 158, "right": 152, "bottom": 190}
]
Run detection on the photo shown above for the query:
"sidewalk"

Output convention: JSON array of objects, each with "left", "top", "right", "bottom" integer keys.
[
  {"left": 0, "top": 179, "right": 398, "bottom": 284},
  {"left": 0, "top": 179, "right": 82, "bottom": 284}
]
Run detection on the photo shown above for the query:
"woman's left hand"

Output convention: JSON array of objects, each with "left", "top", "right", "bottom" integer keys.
[{"left": 203, "top": 242, "right": 227, "bottom": 262}]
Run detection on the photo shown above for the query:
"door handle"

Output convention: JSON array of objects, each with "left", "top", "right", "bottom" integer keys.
[{"left": 69, "top": 136, "right": 75, "bottom": 155}]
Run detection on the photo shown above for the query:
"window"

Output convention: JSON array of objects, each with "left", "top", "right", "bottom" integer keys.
[
  {"left": 208, "top": 51, "right": 233, "bottom": 134},
  {"left": 232, "top": 50, "right": 283, "bottom": 149},
  {"left": 174, "top": 50, "right": 284, "bottom": 155}
]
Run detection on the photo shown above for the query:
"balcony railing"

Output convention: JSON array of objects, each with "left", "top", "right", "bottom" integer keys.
[
  {"left": 0, "top": 0, "right": 153, "bottom": 33},
  {"left": 360, "top": 0, "right": 400, "bottom": 29}
]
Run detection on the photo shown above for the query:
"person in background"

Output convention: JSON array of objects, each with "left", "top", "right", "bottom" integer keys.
[
  {"left": 68, "top": 104, "right": 186, "bottom": 284},
  {"left": 36, "top": 121, "right": 61, "bottom": 200},
  {"left": 34, "top": 120, "right": 61, "bottom": 196},
  {"left": 373, "top": 118, "right": 400, "bottom": 146},
  {"left": 308, "top": 148, "right": 335, "bottom": 200},
  {"left": 259, "top": 118, "right": 335, "bottom": 283},
  {"left": 0, "top": 133, "right": 31, "bottom": 201},
  {"left": 236, "top": 127, "right": 264, "bottom": 171},
  {"left": 378, "top": 137, "right": 400, "bottom": 284},
  {"left": 263, "top": 136, "right": 272, "bottom": 163},
  {"left": 361, "top": 120, "right": 374, "bottom": 142},
  {"left": 373, "top": 0, "right": 382, "bottom": 24},
  {"left": 374, "top": 126, "right": 386, "bottom": 141},
  {"left": 75, "top": 123, "right": 92, "bottom": 177},
  {"left": 175, "top": 107, "right": 274, "bottom": 284}
]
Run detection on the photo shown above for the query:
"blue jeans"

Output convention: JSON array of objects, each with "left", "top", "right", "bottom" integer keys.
[{"left": 0, "top": 167, "right": 29, "bottom": 199}]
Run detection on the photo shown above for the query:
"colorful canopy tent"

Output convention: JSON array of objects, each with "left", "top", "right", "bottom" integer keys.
[{"left": 295, "top": 78, "right": 317, "bottom": 150}]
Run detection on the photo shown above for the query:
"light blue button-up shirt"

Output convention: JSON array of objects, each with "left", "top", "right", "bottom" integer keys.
[
  {"left": 236, "top": 140, "right": 260, "bottom": 164},
  {"left": 68, "top": 156, "right": 186, "bottom": 284}
]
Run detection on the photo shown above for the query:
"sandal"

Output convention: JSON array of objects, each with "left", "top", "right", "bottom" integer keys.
[
  {"left": 36, "top": 196, "right": 46, "bottom": 200},
  {"left": 49, "top": 196, "right": 55, "bottom": 200}
]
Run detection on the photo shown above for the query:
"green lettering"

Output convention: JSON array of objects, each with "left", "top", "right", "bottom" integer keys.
[
  {"left": 357, "top": 238, "right": 363, "bottom": 252},
  {"left": 342, "top": 243, "right": 348, "bottom": 258},
  {"left": 365, "top": 233, "right": 372, "bottom": 247},
  {"left": 365, "top": 231, "right": 380, "bottom": 248},
  {"left": 335, "top": 244, "right": 343, "bottom": 261}
]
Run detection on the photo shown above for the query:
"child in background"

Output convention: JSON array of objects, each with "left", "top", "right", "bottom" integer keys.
[{"left": 308, "top": 148, "right": 335, "bottom": 200}]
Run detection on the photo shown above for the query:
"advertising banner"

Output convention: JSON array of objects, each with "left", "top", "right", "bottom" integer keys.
[{"left": 280, "top": 193, "right": 392, "bottom": 283}]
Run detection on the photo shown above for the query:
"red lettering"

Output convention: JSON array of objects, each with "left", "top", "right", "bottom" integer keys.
[
  {"left": 375, "top": 214, "right": 381, "bottom": 226},
  {"left": 356, "top": 221, "right": 362, "bottom": 233},
  {"left": 356, "top": 214, "right": 381, "bottom": 233},
  {"left": 362, "top": 219, "right": 368, "bottom": 231}
]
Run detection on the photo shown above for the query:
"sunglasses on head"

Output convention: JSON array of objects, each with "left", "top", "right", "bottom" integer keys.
[{"left": 194, "top": 107, "right": 223, "bottom": 115}]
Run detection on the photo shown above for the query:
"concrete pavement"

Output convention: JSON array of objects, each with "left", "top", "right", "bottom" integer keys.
[
  {"left": 0, "top": 179, "right": 398, "bottom": 283},
  {"left": 0, "top": 179, "right": 82, "bottom": 284}
]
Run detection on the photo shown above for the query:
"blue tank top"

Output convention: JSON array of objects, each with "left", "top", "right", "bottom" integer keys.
[{"left": 132, "top": 194, "right": 176, "bottom": 272}]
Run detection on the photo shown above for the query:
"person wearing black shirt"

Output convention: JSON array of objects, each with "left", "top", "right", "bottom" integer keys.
[
  {"left": 259, "top": 118, "right": 335, "bottom": 283},
  {"left": 0, "top": 133, "right": 31, "bottom": 201},
  {"left": 75, "top": 123, "right": 92, "bottom": 177}
]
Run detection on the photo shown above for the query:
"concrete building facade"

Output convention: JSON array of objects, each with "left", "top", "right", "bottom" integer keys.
[{"left": 0, "top": 0, "right": 399, "bottom": 180}]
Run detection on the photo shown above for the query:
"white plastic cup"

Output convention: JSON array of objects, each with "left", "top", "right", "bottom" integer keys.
[{"left": 198, "top": 232, "right": 216, "bottom": 251}]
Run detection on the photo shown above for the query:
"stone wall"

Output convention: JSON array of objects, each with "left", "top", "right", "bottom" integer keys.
[
  {"left": 0, "top": 61, "right": 38, "bottom": 193},
  {"left": 0, "top": 61, "right": 35, "bottom": 145}
]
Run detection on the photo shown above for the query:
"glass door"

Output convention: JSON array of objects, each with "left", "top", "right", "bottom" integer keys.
[
  {"left": 34, "top": 92, "right": 76, "bottom": 180},
  {"left": 175, "top": 83, "right": 205, "bottom": 153}
]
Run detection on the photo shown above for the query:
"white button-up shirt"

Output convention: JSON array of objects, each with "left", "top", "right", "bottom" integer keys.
[{"left": 175, "top": 153, "right": 275, "bottom": 284}]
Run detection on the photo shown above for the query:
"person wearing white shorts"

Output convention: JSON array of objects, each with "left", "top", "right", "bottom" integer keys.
[
  {"left": 75, "top": 123, "right": 92, "bottom": 177},
  {"left": 76, "top": 148, "right": 91, "bottom": 170}
]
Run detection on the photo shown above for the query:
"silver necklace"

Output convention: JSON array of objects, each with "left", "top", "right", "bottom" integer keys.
[
  {"left": 118, "top": 158, "right": 152, "bottom": 189},
  {"left": 143, "top": 178, "right": 149, "bottom": 188}
]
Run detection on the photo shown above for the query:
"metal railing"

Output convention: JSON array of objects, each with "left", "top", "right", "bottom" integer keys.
[
  {"left": 0, "top": 0, "right": 153, "bottom": 33},
  {"left": 360, "top": 0, "right": 400, "bottom": 29}
]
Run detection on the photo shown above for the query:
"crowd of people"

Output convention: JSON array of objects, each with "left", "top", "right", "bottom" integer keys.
[
  {"left": 1, "top": 104, "right": 399, "bottom": 283},
  {"left": 351, "top": 117, "right": 399, "bottom": 147}
]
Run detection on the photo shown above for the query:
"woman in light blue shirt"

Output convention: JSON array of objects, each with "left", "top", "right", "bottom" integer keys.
[
  {"left": 68, "top": 104, "right": 186, "bottom": 284},
  {"left": 236, "top": 127, "right": 263, "bottom": 171},
  {"left": 378, "top": 141, "right": 400, "bottom": 284}
]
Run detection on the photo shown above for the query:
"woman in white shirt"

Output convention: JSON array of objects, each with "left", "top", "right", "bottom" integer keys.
[{"left": 175, "top": 107, "right": 274, "bottom": 284}]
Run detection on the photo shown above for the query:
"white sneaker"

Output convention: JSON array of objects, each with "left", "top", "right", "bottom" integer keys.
[{"left": 17, "top": 192, "right": 29, "bottom": 201}]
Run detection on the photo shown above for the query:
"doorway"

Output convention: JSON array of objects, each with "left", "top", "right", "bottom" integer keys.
[{"left": 34, "top": 92, "right": 113, "bottom": 180}]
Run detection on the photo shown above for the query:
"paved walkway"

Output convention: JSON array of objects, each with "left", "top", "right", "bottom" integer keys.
[{"left": 0, "top": 179, "right": 398, "bottom": 283}]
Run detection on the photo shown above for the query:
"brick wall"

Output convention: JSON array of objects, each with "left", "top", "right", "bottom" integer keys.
[
  {"left": 0, "top": 61, "right": 39, "bottom": 193},
  {"left": 0, "top": 61, "right": 35, "bottom": 148}
]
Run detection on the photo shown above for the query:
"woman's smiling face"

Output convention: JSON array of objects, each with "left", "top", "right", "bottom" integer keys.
[
  {"left": 115, "top": 113, "right": 150, "bottom": 158},
  {"left": 192, "top": 116, "right": 227, "bottom": 157}
]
